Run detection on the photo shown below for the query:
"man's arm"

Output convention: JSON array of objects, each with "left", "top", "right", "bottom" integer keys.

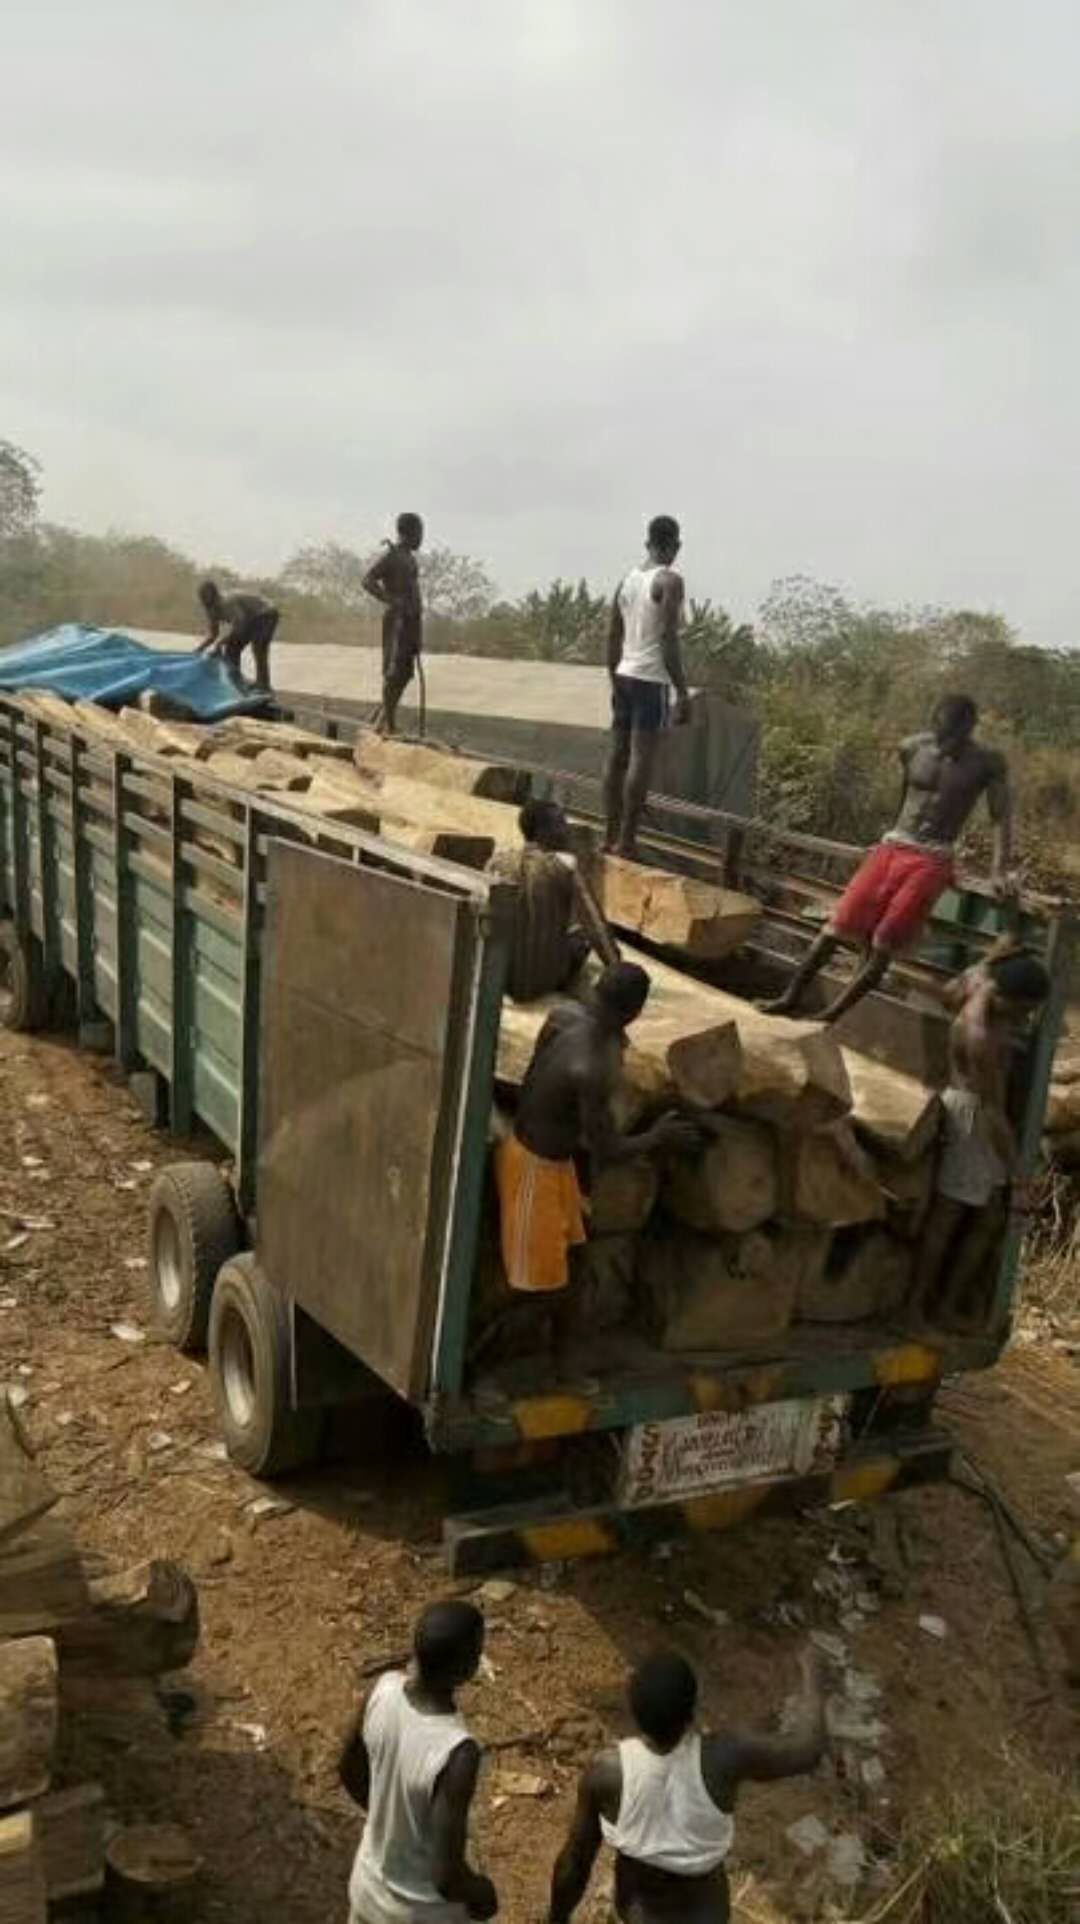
[
  {"left": 363, "top": 550, "right": 394, "bottom": 608},
  {"left": 707, "top": 1647, "right": 827, "bottom": 1788},
  {"left": 337, "top": 1701, "right": 371, "bottom": 1809},
  {"left": 653, "top": 568, "right": 689, "bottom": 721},
  {"left": 986, "top": 755, "right": 1015, "bottom": 896},
  {"left": 606, "top": 582, "right": 625, "bottom": 682},
  {"left": 965, "top": 983, "right": 1020, "bottom": 1174},
  {"left": 548, "top": 1756, "right": 610, "bottom": 1924},
  {"left": 430, "top": 1740, "right": 497, "bottom": 1920},
  {"left": 195, "top": 613, "right": 221, "bottom": 655},
  {"left": 581, "top": 1075, "right": 701, "bottom": 1167}
]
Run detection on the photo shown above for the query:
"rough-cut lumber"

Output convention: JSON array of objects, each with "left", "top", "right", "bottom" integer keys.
[
  {"left": 366, "top": 772, "right": 522, "bottom": 847},
  {"left": 58, "top": 1559, "right": 199, "bottom": 1679},
  {"left": 841, "top": 1050, "right": 941, "bottom": 1163},
  {"left": 352, "top": 730, "right": 527, "bottom": 801},
  {"left": 105, "top": 1824, "right": 201, "bottom": 1917},
  {"left": 1046, "top": 1081, "right": 1080, "bottom": 1135},
  {"left": 878, "top": 1152, "right": 934, "bottom": 1240},
  {"left": 0, "top": 1516, "right": 88, "bottom": 1639},
  {"left": 798, "top": 1227, "right": 912, "bottom": 1323},
  {"left": 595, "top": 855, "right": 761, "bottom": 960},
  {"left": 496, "top": 995, "right": 742, "bottom": 1116},
  {"left": 195, "top": 716, "right": 353, "bottom": 762},
  {"left": 588, "top": 1162, "right": 659, "bottom": 1234},
  {"left": 251, "top": 748, "right": 317, "bottom": 790},
  {"left": 0, "top": 1637, "right": 57, "bottom": 1809},
  {"left": 115, "top": 708, "right": 206, "bottom": 758},
  {"left": 0, "top": 1811, "right": 46, "bottom": 1924},
  {"left": 641, "top": 1228, "right": 798, "bottom": 1350},
  {"left": 0, "top": 1396, "right": 56, "bottom": 1552},
  {"left": 34, "top": 1785, "right": 105, "bottom": 1903},
  {"left": 665, "top": 1116, "right": 778, "bottom": 1234},
  {"left": 786, "top": 1122, "right": 886, "bottom": 1226}
]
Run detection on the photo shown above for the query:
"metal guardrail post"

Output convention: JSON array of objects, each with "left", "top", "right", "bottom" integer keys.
[
  {"left": 169, "top": 771, "right": 194, "bottom": 1132},
  {"left": 112, "top": 751, "right": 138, "bottom": 1068},
  {"left": 236, "top": 806, "right": 262, "bottom": 1216},
  {"left": 34, "top": 720, "right": 59, "bottom": 980},
  {"left": 69, "top": 735, "right": 96, "bottom": 1023}
]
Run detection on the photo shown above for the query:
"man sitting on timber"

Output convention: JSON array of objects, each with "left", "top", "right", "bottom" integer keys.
[
  {"left": 495, "top": 962, "right": 700, "bottom": 1368},
  {"left": 604, "top": 515, "right": 691, "bottom": 859},
  {"left": 487, "top": 800, "right": 618, "bottom": 1001},
  {"left": 363, "top": 512, "right": 424, "bottom": 736},
  {"left": 759, "top": 695, "right": 1015, "bottom": 1025},
  {"left": 339, "top": 1600, "right": 497, "bottom": 1924},
  {"left": 548, "top": 1646, "right": 827, "bottom": 1924},
  {"left": 915, "top": 939, "right": 1048, "bottom": 1331},
  {"left": 194, "top": 580, "right": 279, "bottom": 693}
]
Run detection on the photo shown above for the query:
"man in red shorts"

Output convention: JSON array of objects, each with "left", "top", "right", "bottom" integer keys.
[{"left": 759, "top": 695, "right": 1015, "bottom": 1025}]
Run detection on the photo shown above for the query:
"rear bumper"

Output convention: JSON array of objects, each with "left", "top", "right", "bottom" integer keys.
[{"left": 443, "top": 1425, "right": 953, "bottom": 1575}]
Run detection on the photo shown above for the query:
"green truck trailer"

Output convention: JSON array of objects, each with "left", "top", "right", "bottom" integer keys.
[{"left": 0, "top": 691, "right": 1071, "bottom": 1572}]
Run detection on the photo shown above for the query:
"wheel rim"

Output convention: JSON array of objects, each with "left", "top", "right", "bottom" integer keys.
[
  {"left": 0, "top": 944, "right": 13, "bottom": 1028},
  {"left": 153, "top": 1211, "right": 184, "bottom": 1315},
  {"left": 219, "top": 1304, "right": 256, "bottom": 1430}
]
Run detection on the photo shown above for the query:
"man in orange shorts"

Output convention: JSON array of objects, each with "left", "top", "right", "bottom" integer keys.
[
  {"left": 758, "top": 695, "right": 1015, "bottom": 1026},
  {"left": 495, "top": 963, "right": 700, "bottom": 1370}
]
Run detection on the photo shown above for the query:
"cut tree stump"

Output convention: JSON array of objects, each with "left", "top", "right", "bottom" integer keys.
[
  {"left": 588, "top": 1161, "right": 659, "bottom": 1234},
  {"left": 841, "top": 1050, "right": 941, "bottom": 1163},
  {"left": 595, "top": 855, "right": 761, "bottom": 960},
  {"left": 0, "top": 1516, "right": 88, "bottom": 1639},
  {"left": 0, "top": 1811, "right": 46, "bottom": 1924},
  {"left": 35, "top": 1784, "right": 105, "bottom": 1902},
  {"left": 105, "top": 1824, "right": 201, "bottom": 1920},
  {"left": 0, "top": 1395, "right": 56, "bottom": 1551},
  {"left": 352, "top": 730, "right": 527, "bottom": 801},
  {"left": 641, "top": 1228, "right": 799, "bottom": 1351},
  {"left": 58, "top": 1560, "right": 199, "bottom": 1679},
  {"left": 664, "top": 1116, "right": 778, "bottom": 1235},
  {"left": 786, "top": 1122, "right": 886, "bottom": 1226},
  {"left": 0, "top": 1637, "right": 58, "bottom": 1809}
]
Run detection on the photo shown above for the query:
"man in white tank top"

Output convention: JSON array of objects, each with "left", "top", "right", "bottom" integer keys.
[
  {"left": 604, "top": 515, "right": 691, "bottom": 858},
  {"left": 548, "top": 1646, "right": 826, "bottom": 1924},
  {"left": 339, "top": 1601, "right": 497, "bottom": 1924}
]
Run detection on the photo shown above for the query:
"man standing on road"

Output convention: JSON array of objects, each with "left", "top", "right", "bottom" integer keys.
[
  {"left": 758, "top": 694, "right": 1016, "bottom": 1025},
  {"left": 339, "top": 1600, "right": 498, "bottom": 1924},
  {"left": 604, "top": 515, "right": 691, "bottom": 858},
  {"left": 194, "top": 580, "right": 279, "bottom": 693},
  {"left": 548, "top": 1647, "right": 827, "bottom": 1924},
  {"left": 363, "top": 512, "right": 425, "bottom": 736},
  {"left": 487, "top": 799, "right": 619, "bottom": 1002}
]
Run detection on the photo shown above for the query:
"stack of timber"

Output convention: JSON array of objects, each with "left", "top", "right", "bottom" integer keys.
[
  {"left": 0, "top": 1397, "right": 200, "bottom": 1921},
  {"left": 1043, "top": 1038, "right": 1080, "bottom": 1170}
]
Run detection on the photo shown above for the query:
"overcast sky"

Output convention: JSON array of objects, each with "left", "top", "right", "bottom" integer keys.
[{"left": 3, "top": 1, "right": 1079, "bottom": 641}]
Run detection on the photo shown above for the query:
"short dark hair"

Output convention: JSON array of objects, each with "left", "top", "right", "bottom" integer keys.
[
  {"left": 519, "top": 799, "right": 565, "bottom": 843},
  {"left": 595, "top": 961, "right": 650, "bottom": 1026},
  {"left": 629, "top": 1652, "right": 697, "bottom": 1746},
  {"left": 647, "top": 515, "right": 680, "bottom": 556},
  {"left": 989, "top": 950, "right": 1048, "bottom": 1005},
  {"left": 397, "top": 512, "right": 423, "bottom": 540},
  {"left": 414, "top": 1601, "right": 483, "bottom": 1686},
  {"left": 934, "top": 693, "right": 977, "bottom": 734},
  {"left": 198, "top": 579, "right": 221, "bottom": 610}
]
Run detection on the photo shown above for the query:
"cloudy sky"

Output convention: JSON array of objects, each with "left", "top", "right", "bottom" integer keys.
[{"left": 3, "top": 1, "right": 1078, "bottom": 641}]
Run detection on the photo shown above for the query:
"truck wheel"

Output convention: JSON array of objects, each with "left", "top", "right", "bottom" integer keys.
[
  {"left": 208, "top": 1255, "right": 322, "bottom": 1477},
  {"left": 147, "top": 1163, "right": 241, "bottom": 1352},
  {"left": 0, "top": 925, "right": 47, "bottom": 1033}
]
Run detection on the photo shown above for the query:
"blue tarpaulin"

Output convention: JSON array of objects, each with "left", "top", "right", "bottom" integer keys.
[{"left": 0, "top": 625, "right": 269, "bottom": 721}]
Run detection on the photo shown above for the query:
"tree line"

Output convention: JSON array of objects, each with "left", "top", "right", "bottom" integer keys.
[{"left": 1, "top": 438, "right": 1077, "bottom": 889}]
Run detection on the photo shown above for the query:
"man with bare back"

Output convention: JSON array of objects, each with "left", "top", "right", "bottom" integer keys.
[{"left": 364, "top": 512, "right": 425, "bottom": 735}]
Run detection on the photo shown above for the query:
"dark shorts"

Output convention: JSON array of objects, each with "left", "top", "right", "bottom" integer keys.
[
  {"left": 612, "top": 675, "right": 668, "bottom": 734},
  {"left": 382, "top": 614, "right": 421, "bottom": 689}
]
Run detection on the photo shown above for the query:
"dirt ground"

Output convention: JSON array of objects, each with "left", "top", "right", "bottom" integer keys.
[{"left": 2, "top": 1026, "right": 1078, "bottom": 1923}]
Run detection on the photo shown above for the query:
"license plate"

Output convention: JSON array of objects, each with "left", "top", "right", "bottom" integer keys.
[{"left": 619, "top": 1395, "right": 849, "bottom": 1510}]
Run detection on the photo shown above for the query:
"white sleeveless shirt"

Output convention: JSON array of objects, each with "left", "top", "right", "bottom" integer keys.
[
  {"left": 599, "top": 1733, "right": 734, "bottom": 1876},
  {"left": 349, "top": 1672, "right": 472, "bottom": 1924},
  {"left": 617, "top": 566, "right": 670, "bottom": 683}
]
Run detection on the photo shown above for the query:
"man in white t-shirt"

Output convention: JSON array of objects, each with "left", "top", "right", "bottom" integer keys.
[{"left": 603, "top": 515, "right": 691, "bottom": 857}]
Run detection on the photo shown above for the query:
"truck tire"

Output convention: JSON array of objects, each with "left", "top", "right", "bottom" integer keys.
[
  {"left": 147, "top": 1163, "right": 241, "bottom": 1353},
  {"left": 0, "top": 924, "right": 47, "bottom": 1034},
  {"left": 208, "top": 1255, "right": 322, "bottom": 1477}
]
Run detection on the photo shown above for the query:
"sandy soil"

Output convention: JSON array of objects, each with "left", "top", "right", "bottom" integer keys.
[{"left": 2, "top": 1025, "right": 1077, "bottom": 1922}]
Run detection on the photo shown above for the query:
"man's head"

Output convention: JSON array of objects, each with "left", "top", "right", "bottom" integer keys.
[
  {"left": 932, "top": 693, "right": 977, "bottom": 750},
  {"left": 414, "top": 1600, "right": 484, "bottom": 1690},
  {"left": 629, "top": 1651, "right": 698, "bottom": 1750},
  {"left": 593, "top": 961, "right": 650, "bottom": 1033},
  {"left": 519, "top": 799, "right": 570, "bottom": 852},
  {"left": 198, "top": 579, "right": 222, "bottom": 617},
  {"left": 987, "top": 948, "right": 1049, "bottom": 1018},
  {"left": 646, "top": 515, "right": 681, "bottom": 566},
  {"left": 397, "top": 512, "right": 424, "bottom": 552}
]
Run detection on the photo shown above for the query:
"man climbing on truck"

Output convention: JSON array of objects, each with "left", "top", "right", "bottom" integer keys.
[
  {"left": 494, "top": 961, "right": 701, "bottom": 1371},
  {"left": 548, "top": 1645, "right": 827, "bottom": 1924},
  {"left": 339, "top": 1600, "right": 498, "bottom": 1924},
  {"left": 487, "top": 799, "right": 619, "bottom": 1001},
  {"left": 194, "top": 580, "right": 279, "bottom": 693},
  {"left": 604, "top": 515, "right": 691, "bottom": 859},
  {"left": 364, "top": 511, "right": 425, "bottom": 736},
  {"left": 758, "top": 694, "right": 1016, "bottom": 1025}
]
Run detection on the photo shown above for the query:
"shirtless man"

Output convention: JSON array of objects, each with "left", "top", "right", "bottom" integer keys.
[
  {"left": 487, "top": 800, "right": 618, "bottom": 1001},
  {"left": 494, "top": 962, "right": 700, "bottom": 1366},
  {"left": 340, "top": 1600, "right": 497, "bottom": 1924},
  {"left": 548, "top": 1646, "right": 827, "bottom": 1924},
  {"left": 760, "top": 695, "right": 1015, "bottom": 1024},
  {"left": 915, "top": 940, "right": 1048, "bottom": 1330},
  {"left": 604, "top": 516, "right": 691, "bottom": 858},
  {"left": 195, "top": 580, "right": 279, "bottom": 692},
  {"left": 363, "top": 512, "right": 424, "bottom": 735}
]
